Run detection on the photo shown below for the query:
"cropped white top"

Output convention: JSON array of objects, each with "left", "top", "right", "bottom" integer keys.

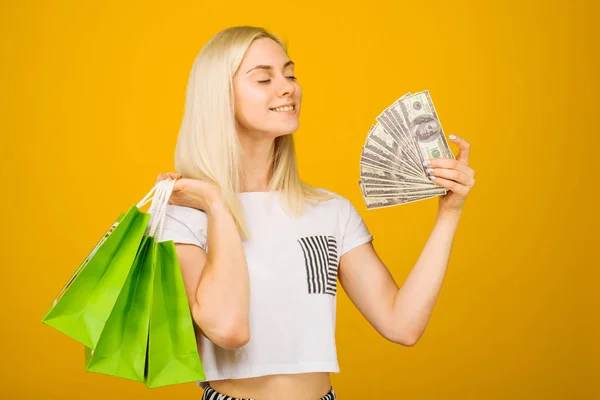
[{"left": 159, "top": 189, "right": 373, "bottom": 387}]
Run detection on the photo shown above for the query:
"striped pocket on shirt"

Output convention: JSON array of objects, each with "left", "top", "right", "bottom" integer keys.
[{"left": 298, "top": 235, "right": 338, "bottom": 296}]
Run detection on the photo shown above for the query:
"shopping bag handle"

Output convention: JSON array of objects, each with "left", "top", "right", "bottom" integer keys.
[
  {"left": 135, "top": 178, "right": 177, "bottom": 241},
  {"left": 136, "top": 187, "right": 156, "bottom": 210},
  {"left": 152, "top": 178, "right": 176, "bottom": 240}
]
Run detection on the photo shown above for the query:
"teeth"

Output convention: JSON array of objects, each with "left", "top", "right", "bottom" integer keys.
[{"left": 271, "top": 105, "right": 295, "bottom": 112}]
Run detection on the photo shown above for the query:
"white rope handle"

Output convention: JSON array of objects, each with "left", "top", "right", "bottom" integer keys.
[
  {"left": 154, "top": 180, "right": 175, "bottom": 241},
  {"left": 136, "top": 184, "right": 158, "bottom": 209},
  {"left": 135, "top": 178, "right": 177, "bottom": 241},
  {"left": 145, "top": 182, "right": 166, "bottom": 231},
  {"left": 146, "top": 178, "right": 176, "bottom": 240}
]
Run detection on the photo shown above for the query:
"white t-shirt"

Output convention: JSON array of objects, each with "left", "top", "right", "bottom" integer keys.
[{"left": 159, "top": 189, "right": 373, "bottom": 387}]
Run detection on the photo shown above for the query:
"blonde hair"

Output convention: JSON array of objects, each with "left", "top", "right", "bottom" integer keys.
[{"left": 174, "top": 26, "right": 335, "bottom": 241}]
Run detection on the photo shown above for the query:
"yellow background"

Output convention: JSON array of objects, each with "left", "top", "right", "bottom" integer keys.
[{"left": 1, "top": 0, "right": 598, "bottom": 398}]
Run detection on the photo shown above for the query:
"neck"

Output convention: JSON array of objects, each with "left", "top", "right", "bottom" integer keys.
[{"left": 238, "top": 132, "right": 276, "bottom": 193}]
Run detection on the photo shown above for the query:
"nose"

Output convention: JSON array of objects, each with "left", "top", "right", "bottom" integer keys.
[{"left": 275, "top": 75, "right": 295, "bottom": 97}]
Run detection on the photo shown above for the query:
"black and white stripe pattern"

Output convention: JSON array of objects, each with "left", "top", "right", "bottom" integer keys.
[
  {"left": 298, "top": 235, "right": 338, "bottom": 296},
  {"left": 202, "top": 385, "right": 336, "bottom": 400}
]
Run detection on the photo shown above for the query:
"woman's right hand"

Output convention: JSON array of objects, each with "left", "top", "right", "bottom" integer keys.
[{"left": 155, "top": 172, "right": 222, "bottom": 212}]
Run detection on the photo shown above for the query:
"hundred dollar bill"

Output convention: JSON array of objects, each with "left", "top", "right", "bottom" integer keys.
[
  {"left": 362, "top": 186, "right": 447, "bottom": 197},
  {"left": 360, "top": 164, "right": 431, "bottom": 184},
  {"left": 361, "top": 145, "right": 422, "bottom": 177},
  {"left": 375, "top": 112, "right": 402, "bottom": 146},
  {"left": 398, "top": 90, "right": 455, "bottom": 162},
  {"left": 357, "top": 179, "right": 438, "bottom": 200},
  {"left": 362, "top": 193, "right": 440, "bottom": 210},
  {"left": 387, "top": 107, "right": 423, "bottom": 165},
  {"left": 379, "top": 101, "right": 423, "bottom": 166},
  {"left": 360, "top": 178, "right": 434, "bottom": 188},
  {"left": 358, "top": 178, "right": 436, "bottom": 195},
  {"left": 376, "top": 92, "right": 411, "bottom": 136},
  {"left": 368, "top": 122, "right": 422, "bottom": 172},
  {"left": 377, "top": 108, "right": 419, "bottom": 157},
  {"left": 365, "top": 124, "right": 424, "bottom": 177}
]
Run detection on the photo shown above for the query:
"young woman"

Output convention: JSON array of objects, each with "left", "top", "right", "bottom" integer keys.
[{"left": 156, "top": 26, "right": 475, "bottom": 400}]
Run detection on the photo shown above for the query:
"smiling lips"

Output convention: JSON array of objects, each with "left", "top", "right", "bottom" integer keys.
[{"left": 270, "top": 105, "right": 296, "bottom": 112}]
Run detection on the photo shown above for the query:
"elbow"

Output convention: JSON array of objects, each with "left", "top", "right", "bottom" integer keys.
[
  {"left": 192, "top": 305, "right": 250, "bottom": 350},
  {"left": 387, "top": 332, "right": 419, "bottom": 347},
  {"left": 400, "top": 333, "right": 419, "bottom": 347},
  {"left": 215, "top": 322, "right": 251, "bottom": 350},
  {"left": 390, "top": 332, "right": 419, "bottom": 347},
  {"left": 385, "top": 325, "right": 421, "bottom": 347},
  {"left": 403, "top": 327, "right": 426, "bottom": 347}
]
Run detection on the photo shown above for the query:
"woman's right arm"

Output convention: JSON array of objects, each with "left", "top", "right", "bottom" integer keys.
[
  {"left": 176, "top": 197, "right": 250, "bottom": 350},
  {"left": 158, "top": 173, "right": 250, "bottom": 351}
]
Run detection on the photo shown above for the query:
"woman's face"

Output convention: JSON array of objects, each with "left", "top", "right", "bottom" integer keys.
[{"left": 233, "top": 38, "right": 302, "bottom": 139}]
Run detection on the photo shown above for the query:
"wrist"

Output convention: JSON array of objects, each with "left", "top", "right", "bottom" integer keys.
[
  {"left": 437, "top": 207, "right": 463, "bottom": 222},
  {"left": 205, "top": 189, "right": 225, "bottom": 214}
]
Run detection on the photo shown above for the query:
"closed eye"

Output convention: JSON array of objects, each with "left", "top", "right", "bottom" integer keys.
[{"left": 258, "top": 76, "right": 297, "bottom": 84}]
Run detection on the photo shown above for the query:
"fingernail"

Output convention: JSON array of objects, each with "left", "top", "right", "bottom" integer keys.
[
  {"left": 429, "top": 175, "right": 436, "bottom": 180},
  {"left": 449, "top": 135, "right": 457, "bottom": 140},
  {"left": 426, "top": 168, "right": 434, "bottom": 174},
  {"left": 423, "top": 160, "right": 431, "bottom": 166}
]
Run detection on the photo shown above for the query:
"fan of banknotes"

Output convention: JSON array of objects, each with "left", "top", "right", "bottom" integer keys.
[{"left": 358, "top": 90, "right": 455, "bottom": 210}]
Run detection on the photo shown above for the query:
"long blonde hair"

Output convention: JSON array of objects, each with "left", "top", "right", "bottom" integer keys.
[{"left": 174, "top": 26, "right": 335, "bottom": 241}]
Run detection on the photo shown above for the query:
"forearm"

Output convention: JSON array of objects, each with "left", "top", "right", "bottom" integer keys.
[
  {"left": 195, "top": 198, "right": 250, "bottom": 336},
  {"left": 391, "top": 210, "right": 462, "bottom": 344}
]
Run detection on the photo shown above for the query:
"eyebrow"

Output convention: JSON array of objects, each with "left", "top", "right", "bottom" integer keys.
[{"left": 246, "top": 60, "right": 295, "bottom": 74}]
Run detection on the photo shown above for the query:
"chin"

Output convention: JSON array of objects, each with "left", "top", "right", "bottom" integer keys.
[
  {"left": 272, "top": 129, "right": 297, "bottom": 138},
  {"left": 272, "top": 122, "right": 300, "bottom": 137}
]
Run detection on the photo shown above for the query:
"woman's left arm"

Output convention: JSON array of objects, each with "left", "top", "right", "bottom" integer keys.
[{"left": 338, "top": 135, "right": 476, "bottom": 346}]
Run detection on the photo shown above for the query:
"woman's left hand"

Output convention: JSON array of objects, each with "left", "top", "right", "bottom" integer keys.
[{"left": 424, "top": 135, "right": 476, "bottom": 217}]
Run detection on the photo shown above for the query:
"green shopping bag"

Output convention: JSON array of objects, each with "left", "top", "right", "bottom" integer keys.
[
  {"left": 80, "top": 178, "right": 203, "bottom": 387},
  {"left": 41, "top": 187, "right": 155, "bottom": 348},
  {"left": 84, "top": 235, "right": 156, "bottom": 382},
  {"left": 146, "top": 240, "right": 206, "bottom": 388}
]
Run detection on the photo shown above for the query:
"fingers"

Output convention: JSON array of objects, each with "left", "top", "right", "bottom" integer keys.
[
  {"left": 428, "top": 176, "right": 472, "bottom": 196},
  {"left": 448, "top": 134, "right": 471, "bottom": 166},
  {"left": 424, "top": 157, "right": 474, "bottom": 178},
  {"left": 155, "top": 172, "right": 182, "bottom": 184},
  {"left": 171, "top": 179, "right": 185, "bottom": 192},
  {"left": 425, "top": 167, "right": 475, "bottom": 187}
]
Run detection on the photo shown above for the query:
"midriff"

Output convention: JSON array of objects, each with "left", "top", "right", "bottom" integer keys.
[{"left": 208, "top": 372, "right": 332, "bottom": 400}]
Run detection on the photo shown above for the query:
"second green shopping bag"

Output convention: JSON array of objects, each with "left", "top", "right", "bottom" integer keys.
[{"left": 146, "top": 240, "right": 206, "bottom": 388}]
